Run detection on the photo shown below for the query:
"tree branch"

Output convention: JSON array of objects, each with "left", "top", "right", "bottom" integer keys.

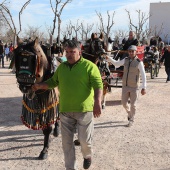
[{"left": 18, "top": 0, "right": 31, "bottom": 35}]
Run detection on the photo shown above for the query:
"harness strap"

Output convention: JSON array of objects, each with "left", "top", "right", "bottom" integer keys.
[
  {"left": 35, "top": 54, "right": 40, "bottom": 77},
  {"left": 82, "top": 51, "right": 94, "bottom": 57}
]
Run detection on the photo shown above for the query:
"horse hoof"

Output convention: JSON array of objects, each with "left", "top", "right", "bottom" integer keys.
[
  {"left": 102, "top": 105, "right": 105, "bottom": 109},
  {"left": 38, "top": 151, "right": 48, "bottom": 160},
  {"left": 53, "top": 124, "right": 60, "bottom": 137},
  {"left": 74, "top": 139, "right": 80, "bottom": 146}
]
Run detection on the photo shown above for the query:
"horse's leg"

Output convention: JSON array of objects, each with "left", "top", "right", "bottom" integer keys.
[
  {"left": 53, "top": 121, "right": 60, "bottom": 137},
  {"left": 38, "top": 126, "right": 52, "bottom": 160},
  {"left": 53, "top": 105, "right": 60, "bottom": 137},
  {"left": 102, "top": 93, "right": 106, "bottom": 109},
  {"left": 108, "top": 78, "right": 112, "bottom": 92},
  {"left": 102, "top": 81, "right": 109, "bottom": 109}
]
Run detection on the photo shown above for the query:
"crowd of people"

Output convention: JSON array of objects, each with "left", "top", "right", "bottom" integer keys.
[
  {"left": 0, "top": 40, "right": 14, "bottom": 68},
  {"left": 104, "top": 31, "right": 170, "bottom": 83}
]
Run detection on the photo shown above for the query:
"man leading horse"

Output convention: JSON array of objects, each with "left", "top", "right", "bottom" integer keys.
[{"left": 32, "top": 39, "right": 103, "bottom": 170}]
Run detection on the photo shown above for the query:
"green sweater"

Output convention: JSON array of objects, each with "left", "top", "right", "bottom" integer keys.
[{"left": 45, "top": 57, "right": 103, "bottom": 112}]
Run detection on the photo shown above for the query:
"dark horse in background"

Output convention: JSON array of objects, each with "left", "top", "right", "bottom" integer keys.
[
  {"left": 82, "top": 33, "right": 111, "bottom": 109},
  {"left": 13, "top": 37, "right": 59, "bottom": 160}
]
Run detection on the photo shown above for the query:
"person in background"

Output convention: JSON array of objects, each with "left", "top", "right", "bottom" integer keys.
[
  {"left": 160, "top": 45, "right": 170, "bottom": 83},
  {"left": 106, "top": 45, "right": 146, "bottom": 127},
  {"left": 32, "top": 39, "right": 103, "bottom": 170},
  {"left": 0, "top": 40, "right": 5, "bottom": 68},
  {"left": 158, "top": 40, "right": 164, "bottom": 57},
  {"left": 123, "top": 31, "right": 139, "bottom": 51},
  {"left": 51, "top": 43, "right": 63, "bottom": 56},
  {"left": 152, "top": 46, "right": 160, "bottom": 62},
  {"left": 99, "top": 32, "right": 107, "bottom": 51},
  {"left": 9, "top": 43, "right": 14, "bottom": 60},
  {"left": 4, "top": 43, "right": 10, "bottom": 61},
  {"left": 116, "top": 31, "right": 139, "bottom": 71}
]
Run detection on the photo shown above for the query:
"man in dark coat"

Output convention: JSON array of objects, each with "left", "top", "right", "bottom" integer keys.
[
  {"left": 160, "top": 45, "right": 170, "bottom": 83},
  {"left": 123, "top": 31, "right": 139, "bottom": 51}
]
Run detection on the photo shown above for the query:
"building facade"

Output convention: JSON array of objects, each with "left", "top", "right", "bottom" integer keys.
[{"left": 149, "top": 2, "right": 170, "bottom": 43}]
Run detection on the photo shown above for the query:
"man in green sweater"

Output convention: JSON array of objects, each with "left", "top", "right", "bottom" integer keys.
[{"left": 32, "top": 40, "right": 103, "bottom": 170}]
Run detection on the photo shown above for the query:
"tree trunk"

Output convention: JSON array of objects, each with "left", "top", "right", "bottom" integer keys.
[{"left": 58, "top": 17, "right": 61, "bottom": 45}]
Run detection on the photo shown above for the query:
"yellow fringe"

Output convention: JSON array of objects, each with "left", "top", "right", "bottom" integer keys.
[{"left": 22, "top": 100, "right": 59, "bottom": 114}]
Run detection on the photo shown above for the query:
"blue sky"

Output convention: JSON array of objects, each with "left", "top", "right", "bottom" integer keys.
[{"left": 4, "top": 0, "right": 170, "bottom": 37}]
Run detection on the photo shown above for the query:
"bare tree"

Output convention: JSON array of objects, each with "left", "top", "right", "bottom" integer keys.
[
  {"left": 79, "top": 21, "right": 85, "bottom": 41},
  {"left": 152, "top": 23, "right": 164, "bottom": 38},
  {"left": 80, "top": 22, "right": 94, "bottom": 40},
  {"left": 0, "top": 1, "right": 8, "bottom": 34},
  {"left": 61, "top": 28, "right": 68, "bottom": 39},
  {"left": 65, "top": 21, "right": 73, "bottom": 39},
  {"left": 142, "top": 25, "right": 152, "bottom": 38},
  {"left": 114, "top": 29, "right": 128, "bottom": 44},
  {"left": 151, "top": 23, "right": 164, "bottom": 46},
  {"left": 24, "top": 25, "right": 45, "bottom": 41},
  {"left": 4, "top": 28, "right": 14, "bottom": 42},
  {"left": 125, "top": 9, "right": 151, "bottom": 40},
  {"left": 50, "top": 0, "right": 72, "bottom": 44},
  {"left": 114, "top": 29, "right": 128, "bottom": 39},
  {"left": 71, "top": 19, "right": 81, "bottom": 40},
  {"left": 96, "top": 10, "right": 115, "bottom": 50},
  {"left": 0, "top": 0, "right": 31, "bottom": 45},
  {"left": 164, "top": 33, "right": 169, "bottom": 43}
]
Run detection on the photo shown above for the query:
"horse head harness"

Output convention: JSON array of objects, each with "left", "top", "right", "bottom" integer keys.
[{"left": 15, "top": 45, "right": 40, "bottom": 94}]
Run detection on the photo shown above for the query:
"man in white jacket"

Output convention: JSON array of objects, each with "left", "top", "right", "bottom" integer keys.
[{"left": 106, "top": 45, "right": 146, "bottom": 127}]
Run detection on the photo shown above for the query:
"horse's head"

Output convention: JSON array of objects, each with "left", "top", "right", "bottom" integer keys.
[
  {"left": 13, "top": 37, "right": 48, "bottom": 94},
  {"left": 82, "top": 36, "right": 107, "bottom": 64},
  {"left": 90, "top": 38, "right": 106, "bottom": 56}
]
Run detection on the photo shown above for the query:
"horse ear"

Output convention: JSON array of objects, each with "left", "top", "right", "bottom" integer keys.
[
  {"left": 34, "top": 37, "right": 39, "bottom": 46},
  {"left": 17, "top": 36, "right": 23, "bottom": 45}
]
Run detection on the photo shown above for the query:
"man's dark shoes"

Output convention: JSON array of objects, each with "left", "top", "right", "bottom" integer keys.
[{"left": 83, "top": 158, "right": 91, "bottom": 169}]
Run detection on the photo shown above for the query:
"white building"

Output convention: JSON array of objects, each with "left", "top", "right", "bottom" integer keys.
[{"left": 149, "top": 2, "right": 170, "bottom": 43}]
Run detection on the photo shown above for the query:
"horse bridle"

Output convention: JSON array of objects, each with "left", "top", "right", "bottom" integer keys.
[{"left": 15, "top": 48, "right": 38, "bottom": 94}]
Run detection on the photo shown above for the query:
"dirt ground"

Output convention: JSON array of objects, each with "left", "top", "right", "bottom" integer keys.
[{"left": 0, "top": 60, "right": 170, "bottom": 170}]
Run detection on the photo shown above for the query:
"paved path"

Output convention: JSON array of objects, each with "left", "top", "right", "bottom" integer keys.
[{"left": 0, "top": 60, "right": 170, "bottom": 170}]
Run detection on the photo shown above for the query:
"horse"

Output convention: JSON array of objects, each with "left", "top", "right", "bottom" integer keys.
[
  {"left": 13, "top": 37, "right": 59, "bottom": 160},
  {"left": 82, "top": 33, "right": 111, "bottom": 109}
]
